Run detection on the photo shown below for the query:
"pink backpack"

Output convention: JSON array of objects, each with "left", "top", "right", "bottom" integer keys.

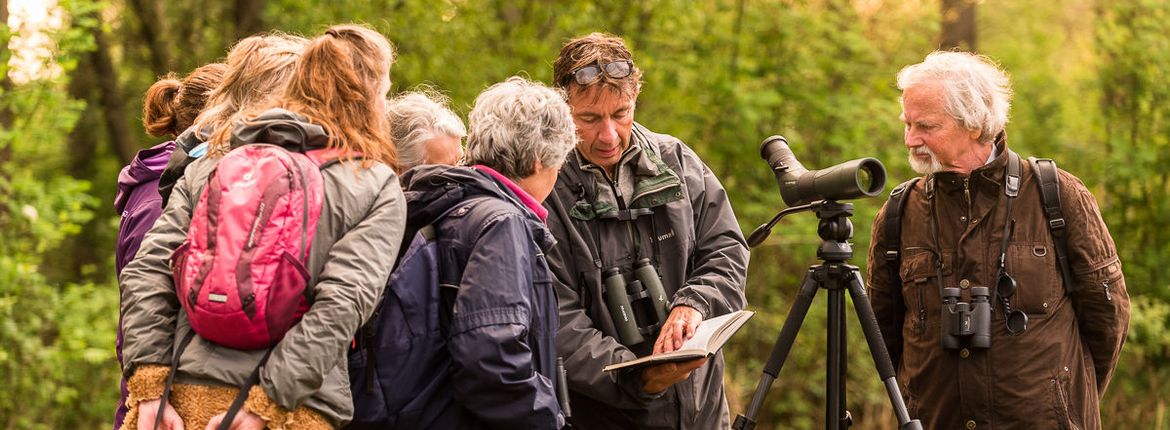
[{"left": 171, "top": 144, "right": 344, "bottom": 350}]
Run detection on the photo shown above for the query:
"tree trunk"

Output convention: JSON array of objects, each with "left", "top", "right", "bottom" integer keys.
[
  {"left": 940, "top": 0, "right": 977, "bottom": 51},
  {"left": 235, "top": 0, "right": 266, "bottom": 39},
  {"left": 125, "top": 0, "right": 172, "bottom": 75},
  {"left": 1, "top": 0, "right": 13, "bottom": 171},
  {"left": 88, "top": 20, "right": 138, "bottom": 165}
]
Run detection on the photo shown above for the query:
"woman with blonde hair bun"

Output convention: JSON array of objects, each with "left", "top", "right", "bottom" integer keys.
[
  {"left": 156, "top": 33, "right": 307, "bottom": 203},
  {"left": 119, "top": 24, "right": 404, "bottom": 430}
]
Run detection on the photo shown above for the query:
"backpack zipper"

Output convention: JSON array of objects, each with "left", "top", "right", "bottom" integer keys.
[{"left": 246, "top": 202, "right": 266, "bottom": 249}]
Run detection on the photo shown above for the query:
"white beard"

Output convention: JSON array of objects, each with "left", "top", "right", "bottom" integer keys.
[{"left": 909, "top": 147, "right": 942, "bottom": 175}]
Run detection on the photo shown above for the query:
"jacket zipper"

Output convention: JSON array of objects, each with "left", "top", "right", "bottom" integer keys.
[
  {"left": 607, "top": 177, "right": 641, "bottom": 251},
  {"left": 629, "top": 181, "right": 676, "bottom": 204},
  {"left": 963, "top": 177, "right": 972, "bottom": 222},
  {"left": 918, "top": 283, "right": 927, "bottom": 335},
  {"left": 609, "top": 178, "right": 627, "bottom": 210},
  {"left": 1103, "top": 281, "right": 1112, "bottom": 301}
]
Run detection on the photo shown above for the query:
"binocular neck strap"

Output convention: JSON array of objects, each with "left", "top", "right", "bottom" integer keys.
[
  {"left": 997, "top": 152, "right": 1021, "bottom": 276},
  {"left": 927, "top": 182, "right": 947, "bottom": 311}
]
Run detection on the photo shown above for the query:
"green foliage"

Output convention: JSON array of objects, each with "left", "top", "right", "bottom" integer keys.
[
  {"left": 1102, "top": 296, "right": 1170, "bottom": 428},
  {"left": 1, "top": 0, "right": 1167, "bottom": 428},
  {"left": 0, "top": 1, "right": 120, "bottom": 428},
  {"left": 1095, "top": 0, "right": 1170, "bottom": 301}
]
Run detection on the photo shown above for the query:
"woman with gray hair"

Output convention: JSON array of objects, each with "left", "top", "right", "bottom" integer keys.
[
  {"left": 394, "top": 76, "right": 575, "bottom": 429},
  {"left": 387, "top": 90, "right": 467, "bottom": 169}
]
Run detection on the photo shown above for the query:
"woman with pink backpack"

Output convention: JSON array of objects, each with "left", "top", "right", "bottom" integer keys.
[
  {"left": 115, "top": 31, "right": 308, "bottom": 430},
  {"left": 118, "top": 24, "right": 405, "bottom": 430}
]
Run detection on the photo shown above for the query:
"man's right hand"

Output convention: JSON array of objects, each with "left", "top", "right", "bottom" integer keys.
[
  {"left": 138, "top": 399, "right": 185, "bottom": 430},
  {"left": 640, "top": 357, "right": 707, "bottom": 394}
]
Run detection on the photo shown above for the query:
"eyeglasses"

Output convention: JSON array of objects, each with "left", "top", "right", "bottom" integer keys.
[{"left": 567, "top": 60, "right": 635, "bottom": 86}]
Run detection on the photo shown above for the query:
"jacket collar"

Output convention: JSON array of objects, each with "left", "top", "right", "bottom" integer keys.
[
  {"left": 930, "top": 132, "right": 1011, "bottom": 194},
  {"left": 472, "top": 165, "right": 548, "bottom": 222},
  {"left": 402, "top": 164, "right": 555, "bottom": 249}
]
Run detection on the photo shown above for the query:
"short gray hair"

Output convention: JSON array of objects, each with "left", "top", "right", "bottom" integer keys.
[
  {"left": 897, "top": 51, "right": 1012, "bottom": 144},
  {"left": 465, "top": 77, "right": 576, "bottom": 180},
  {"left": 386, "top": 90, "right": 467, "bottom": 169}
]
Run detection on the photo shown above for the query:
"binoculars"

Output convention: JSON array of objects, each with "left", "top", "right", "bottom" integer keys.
[
  {"left": 602, "top": 258, "right": 671, "bottom": 346},
  {"left": 941, "top": 286, "right": 991, "bottom": 350}
]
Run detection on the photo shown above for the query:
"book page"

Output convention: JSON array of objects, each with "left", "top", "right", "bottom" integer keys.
[{"left": 679, "top": 310, "right": 743, "bottom": 352}]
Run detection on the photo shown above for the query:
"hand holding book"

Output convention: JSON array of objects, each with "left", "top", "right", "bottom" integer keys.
[{"left": 604, "top": 310, "right": 755, "bottom": 373}]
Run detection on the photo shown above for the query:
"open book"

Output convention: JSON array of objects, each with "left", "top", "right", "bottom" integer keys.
[{"left": 603, "top": 310, "right": 754, "bottom": 372}]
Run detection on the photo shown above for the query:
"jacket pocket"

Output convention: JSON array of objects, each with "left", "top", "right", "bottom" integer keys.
[
  {"left": 1007, "top": 243, "right": 1061, "bottom": 316},
  {"left": 1049, "top": 368, "right": 1081, "bottom": 430},
  {"left": 900, "top": 249, "right": 950, "bottom": 336}
]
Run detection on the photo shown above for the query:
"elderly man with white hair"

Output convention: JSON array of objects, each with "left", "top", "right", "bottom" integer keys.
[
  {"left": 867, "top": 51, "right": 1129, "bottom": 430},
  {"left": 398, "top": 76, "right": 576, "bottom": 429},
  {"left": 386, "top": 90, "right": 466, "bottom": 169}
]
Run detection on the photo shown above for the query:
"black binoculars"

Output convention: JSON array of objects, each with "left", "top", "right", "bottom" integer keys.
[
  {"left": 602, "top": 258, "right": 671, "bottom": 346},
  {"left": 940, "top": 286, "right": 991, "bottom": 350}
]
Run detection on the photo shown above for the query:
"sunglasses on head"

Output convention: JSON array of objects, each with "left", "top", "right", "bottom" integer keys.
[{"left": 567, "top": 60, "right": 634, "bottom": 86}]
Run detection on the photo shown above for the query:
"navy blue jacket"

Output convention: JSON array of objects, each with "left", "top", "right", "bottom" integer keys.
[{"left": 402, "top": 165, "right": 564, "bottom": 429}]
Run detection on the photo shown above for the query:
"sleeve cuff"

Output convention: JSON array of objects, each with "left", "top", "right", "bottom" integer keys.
[
  {"left": 119, "top": 364, "right": 171, "bottom": 430},
  {"left": 244, "top": 385, "right": 292, "bottom": 429},
  {"left": 126, "top": 364, "right": 170, "bottom": 405},
  {"left": 671, "top": 293, "right": 710, "bottom": 319}
]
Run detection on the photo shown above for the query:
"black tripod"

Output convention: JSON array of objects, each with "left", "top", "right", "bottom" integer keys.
[{"left": 733, "top": 200, "right": 921, "bottom": 430}]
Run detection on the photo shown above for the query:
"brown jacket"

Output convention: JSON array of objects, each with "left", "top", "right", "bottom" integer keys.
[{"left": 867, "top": 142, "right": 1129, "bottom": 430}]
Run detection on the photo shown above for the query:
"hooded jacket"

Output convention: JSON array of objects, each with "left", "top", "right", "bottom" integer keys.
[
  {"left": 866, "top": 138, "right": 1129, "bottom": 430},
  {"left": 542, "top": 123, "right": 749, "bottom": 429},
  {"left": 157, "top": 126, "right": 212, "bottom": 204},
  {"left": 399, "top": 164, "right": 564, "bottom": 429},
  {"left": 115, "top": 141, "right": 175, "bottom": 274},
  {"left": 112, "top": 140, "right": 176, "bottom": 430},
  {"left": 118, "top": 108, "right": 406, "bottom": 429}
]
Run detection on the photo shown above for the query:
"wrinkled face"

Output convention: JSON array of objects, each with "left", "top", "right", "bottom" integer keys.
[
  {"left": 568, "top": 85, "right": 636, "bottom": 174},
  {"left": 901, "top": 80, "right": 981, "bottom": 175},
  {"left": 422, "top": 134, "right": 463, "bottom": 166}
]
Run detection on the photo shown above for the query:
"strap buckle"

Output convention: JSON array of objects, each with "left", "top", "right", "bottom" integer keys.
[
  {"left": 1049, "top": 218, "right": 1066, "bottom": 230},
  {"left": 885, "top": 250, "right": 900, "bottom": 262}
]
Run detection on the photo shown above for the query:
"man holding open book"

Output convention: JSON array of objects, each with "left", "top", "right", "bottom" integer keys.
[{"left": 542, "top": 33, "right": 750, "bottom": 429}]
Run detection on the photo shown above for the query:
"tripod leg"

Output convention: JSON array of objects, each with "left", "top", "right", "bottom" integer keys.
[
  {"left": 827, "top": 287, "right": 847, "bottom": 430},
  {"left": 845, "top": 267, "right": 923, "bottom": 430},
  {"left": 732, "top": 268, "right": 822, "bottom": 430}
]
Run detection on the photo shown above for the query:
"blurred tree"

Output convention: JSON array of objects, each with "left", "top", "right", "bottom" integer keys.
[
  {"left": 1096, "top": 0, "right": 1170, "bottom": 302},
  {"left": 0, "top": 1, "right": 1165, "bottom": 428},
  {"left": 940, "top": 0, "right": 976, "bottom": 51}
]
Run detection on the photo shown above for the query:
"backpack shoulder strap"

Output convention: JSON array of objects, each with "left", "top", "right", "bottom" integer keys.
[
  {"left": 1028, "top": 157, "right": 1075, "bottom": 291},
  {"left": 883, "top": 177, "right": 920, "bottom": 284}
]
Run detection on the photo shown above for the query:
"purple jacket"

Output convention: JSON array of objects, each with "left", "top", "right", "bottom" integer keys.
[{"left": 112, "top": 140, "right": 175, "bottom": 430}]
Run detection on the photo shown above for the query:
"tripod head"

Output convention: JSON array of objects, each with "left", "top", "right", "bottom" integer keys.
[
  {"left": 815, "top": 201, "right": 854, "bottom": 263},
  {"left": 747, "top": 199, "right": 856, "bottom": 263}
]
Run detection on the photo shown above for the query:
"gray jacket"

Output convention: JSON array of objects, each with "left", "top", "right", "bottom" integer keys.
[
  {"left": 543, "top": 123, "right": 749, "bottom": 429},
  {"left": 119, "top": 109, "right": 406, "bottom": 426}
]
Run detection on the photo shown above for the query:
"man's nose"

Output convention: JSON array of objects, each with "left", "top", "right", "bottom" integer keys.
[
  {"left": 904, "top": 130, "right": 920, "bottom": 149},
  {"left": 598, "top": 119, "right": 620, "bottom": 145}
]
